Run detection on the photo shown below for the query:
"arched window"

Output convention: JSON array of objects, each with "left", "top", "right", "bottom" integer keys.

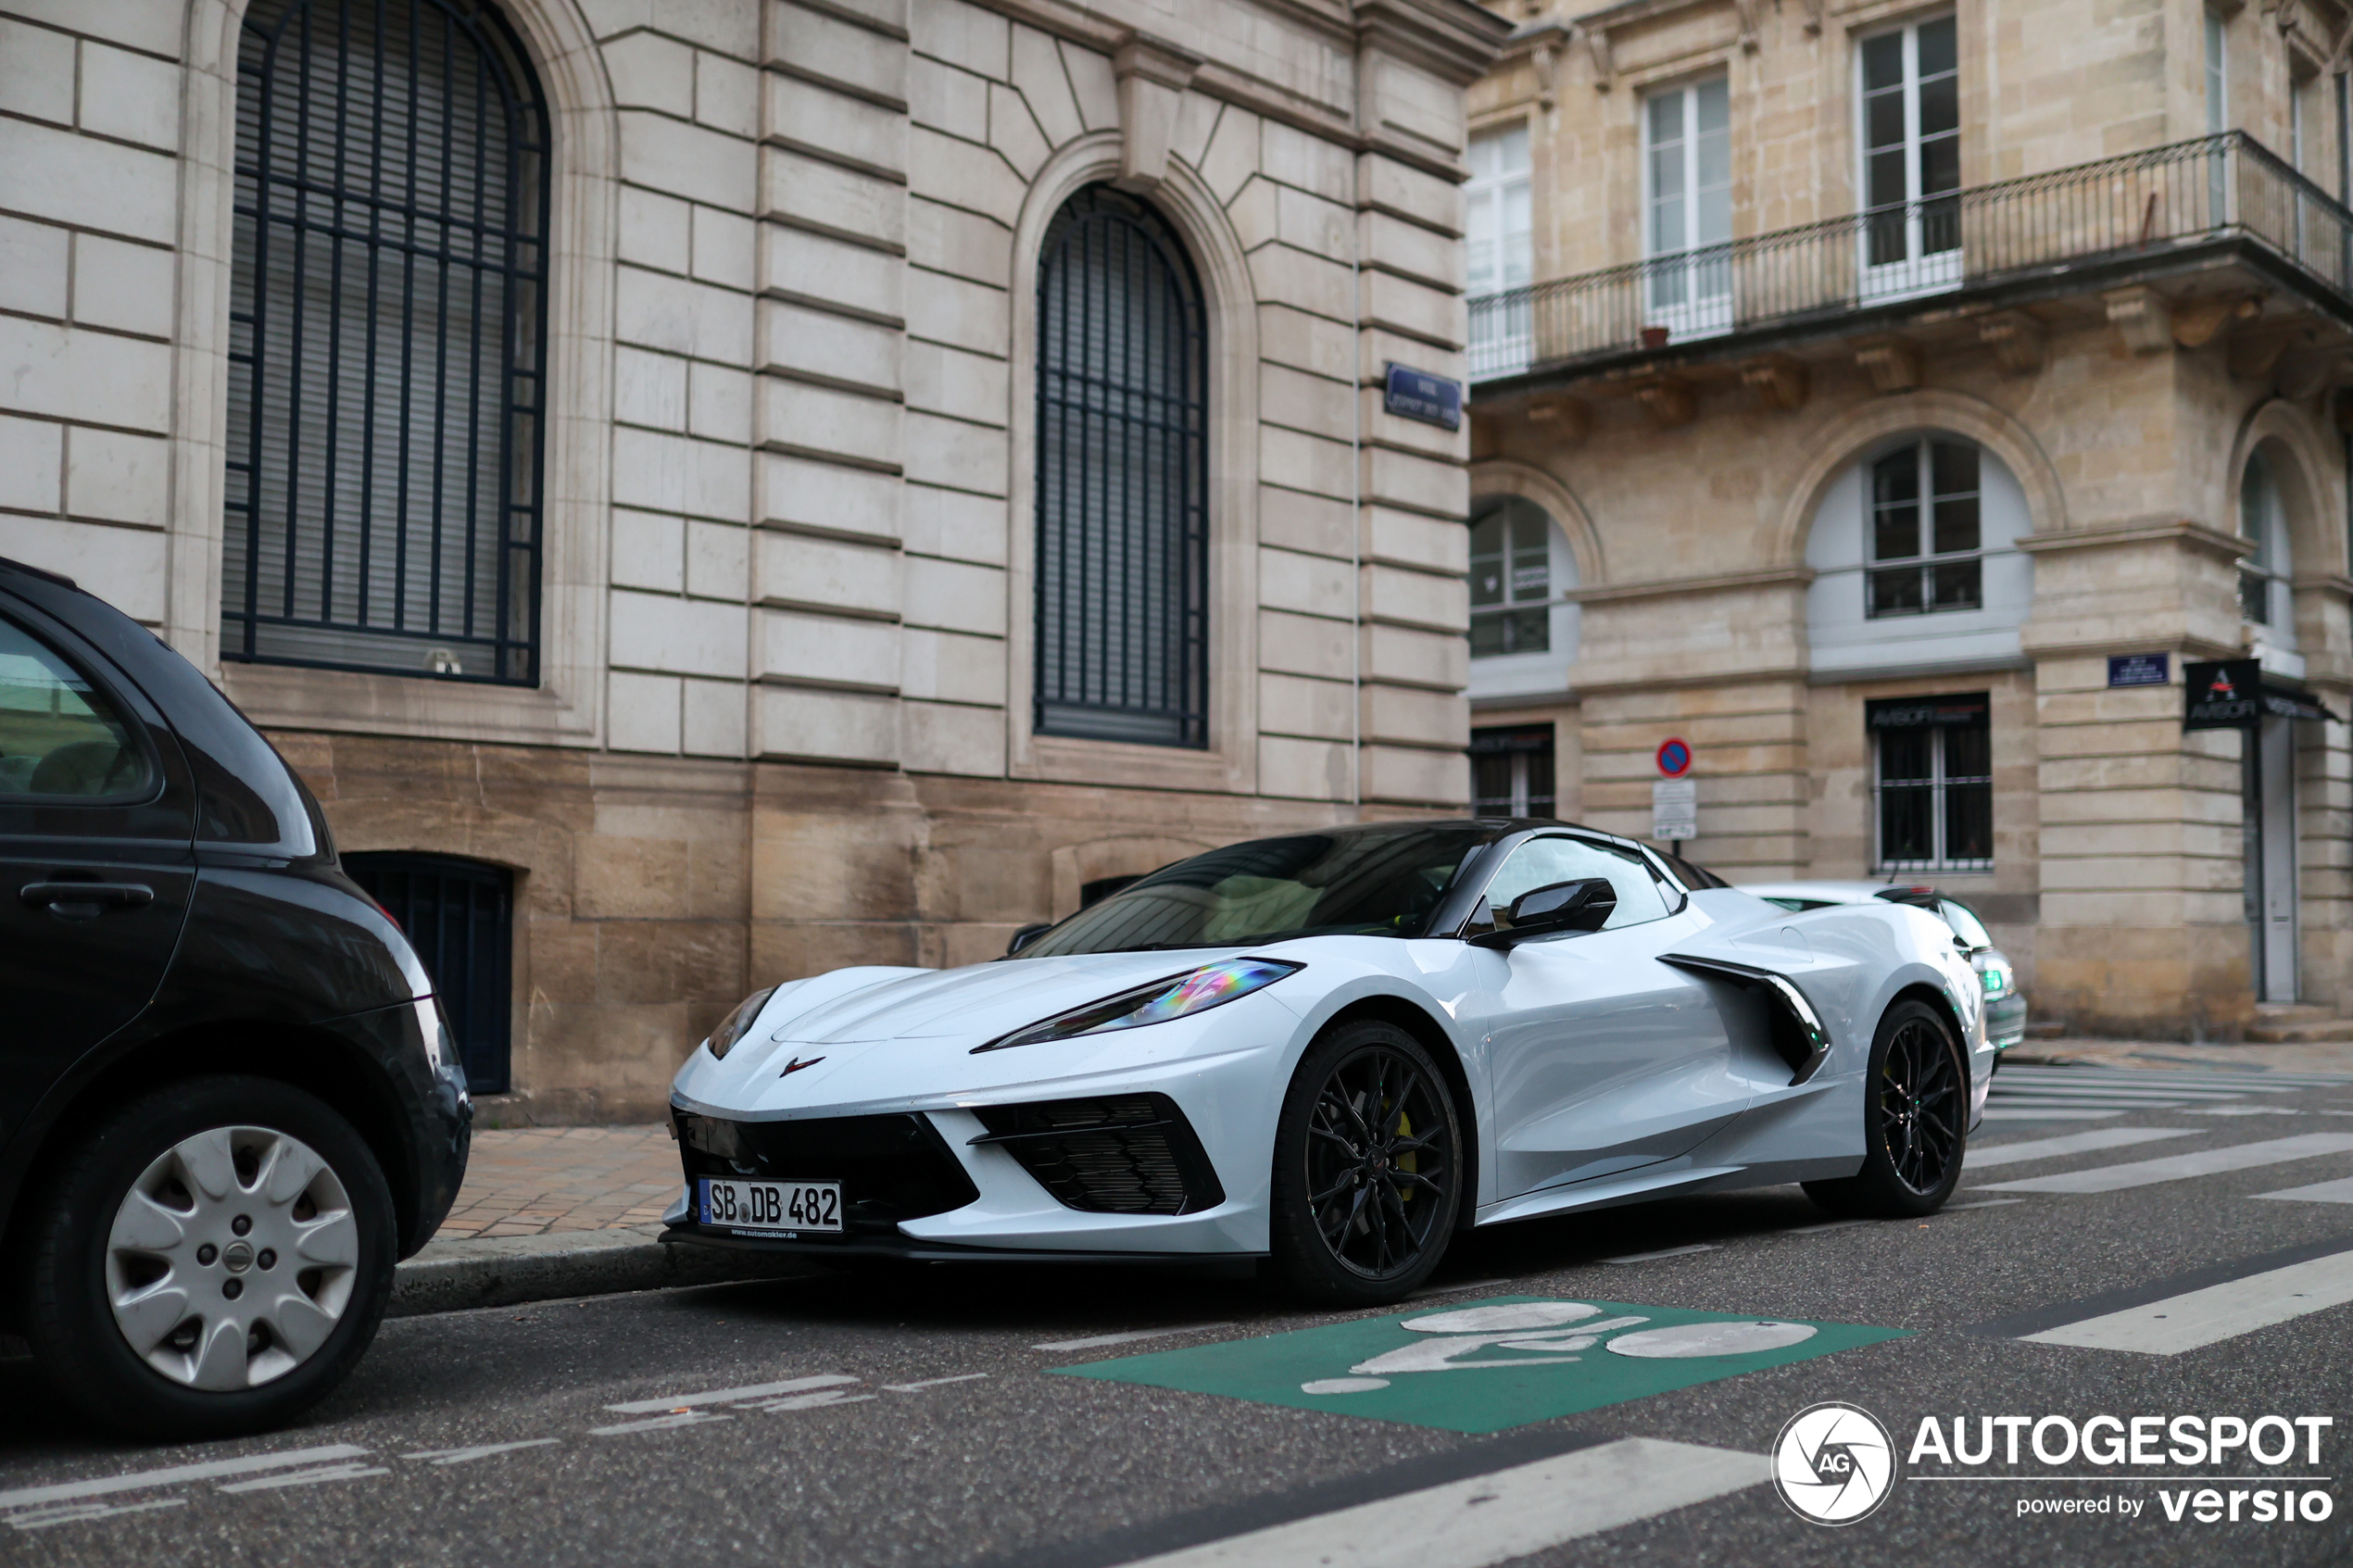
[
  {"left": 1466, "top": 494, "right": 1579, "bottom": 700},
  {"left": 2238, "top": 447, "right": 2293, "bottom": 633},
  {"left": 224, "top": 0, "right": 550, "bottom": 684},
  {"left": 1034, "top": 186, "right": 1209, "bottom": 748},
  {"left": 1806, "top": 432, "right": 2032, "bottom": 678}
]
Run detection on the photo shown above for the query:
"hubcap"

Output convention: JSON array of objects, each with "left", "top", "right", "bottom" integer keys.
[
  {"left": 1879, "top": 1019, "right": 1961, "bottom": 1196},
  {"left": 1304, "top": 1046, "right": 1456, "bottom": 1280},
  {"left": 106, "top": 1126, "right": 359, "bottom": 1391}
]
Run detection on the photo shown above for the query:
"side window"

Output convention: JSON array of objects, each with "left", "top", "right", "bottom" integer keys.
[
  {"left": 1476, "top": 835, "right": 1671, "bottom": 931},
  {"left": 0, "top": 617, "right": 153, "bottom": 800}
]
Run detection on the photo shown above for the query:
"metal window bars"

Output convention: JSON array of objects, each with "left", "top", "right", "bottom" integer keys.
[
  {"left": 1467, "top": 132, "right": 2353, "bottom": 382},
  {"left": 223, "top": 0, "right": 549, "bottom": 684},
  {"left": 1034, "top": 186, "right": 1211, "bottom": 749}
]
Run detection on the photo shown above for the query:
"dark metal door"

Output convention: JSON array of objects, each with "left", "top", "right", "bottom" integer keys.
[
  {"left": 0, "top": 603, "right": 198, "bottom": 1144},
  {"left": 343, "top": 851, "right": 511, "bottom": 1094}
]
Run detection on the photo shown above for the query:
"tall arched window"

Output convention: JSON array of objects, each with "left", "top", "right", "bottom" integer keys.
[
  {"left": 224, "top": 0, "right": 550, "bottom": 684},
  {"left": 2238, "top": 447, "right": 2293, "bottom": 633},
  {"left": 1034, "top": 186, "right": 1209, "bottom": 748},
  {"left": 1466, "top": 493, "right": 1579, "bottom": 702}
]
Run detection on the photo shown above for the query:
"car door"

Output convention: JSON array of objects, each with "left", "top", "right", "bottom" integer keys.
[
  {"left": 0, "top": 598, "right": 198, "bottom": 1148},
  {"left": 1473, "top": 834, "right": 1751, "bottom": 1198}
]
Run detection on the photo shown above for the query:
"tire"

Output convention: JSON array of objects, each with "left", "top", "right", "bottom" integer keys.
[
  {"left": 1804, "top": 998, "right": 1968, "bottom": 1219},
  {"left": 22, "top": 1076, "right": 398, "bottom": 1440},
  {"left": 1268, "top": 1021, "right": 1464, "bottom": 1306}
]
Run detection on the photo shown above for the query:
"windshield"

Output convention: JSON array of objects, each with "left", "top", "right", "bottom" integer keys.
[
  {"left": 1017, "top": 823, "right": 1493, "bottom": 957},
  {"left": 1938, "top": 898, "right": 1994, "bottom": 950}
]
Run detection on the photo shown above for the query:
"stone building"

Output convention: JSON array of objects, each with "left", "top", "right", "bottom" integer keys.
[
  {"left": 1466, "top": 0, "right": 2353, "bottom": 1038},
  {"left": 0, "top": 0, "right": 1508, "bottom": 1118}
]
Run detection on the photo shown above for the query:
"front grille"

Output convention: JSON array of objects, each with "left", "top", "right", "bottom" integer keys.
[
  {"left": 971, "top": 1094, "right": 1225, "bottom": 1216},
  {"left": 673, "top": 1112, "right": 979, "bottom": 1235}
]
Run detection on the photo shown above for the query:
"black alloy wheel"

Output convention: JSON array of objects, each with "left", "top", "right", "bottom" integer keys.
[
  {"left": 1269, "top": 1021, "right": 1463, "bottom": 1304},
  {"left": 1804, "top": 997, "right": 1968, "bottom": 1219}
]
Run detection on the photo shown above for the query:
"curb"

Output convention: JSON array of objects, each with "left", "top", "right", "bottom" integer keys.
[{"left": 390, "top": 1225, "right": 827, "bottom": 1317}]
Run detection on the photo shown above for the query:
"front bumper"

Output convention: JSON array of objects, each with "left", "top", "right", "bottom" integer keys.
[{"left": 1985, "top": 992, "right": 2028, "bottom": 1051}]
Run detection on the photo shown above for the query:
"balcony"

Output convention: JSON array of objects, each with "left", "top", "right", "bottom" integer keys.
[{"left": 1468, "top": 132, "right": 2353, "bottom": 390}]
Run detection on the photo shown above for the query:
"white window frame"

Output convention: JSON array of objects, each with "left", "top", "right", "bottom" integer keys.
[
  {"left": 1856, "top": 13, "right": 1962, "bottom": 301},
  {"left": 1642, "top": 75, "right": 1733, "bottom": 339},
  {"left": 1863, "top": 436, "right": 1986, "bottom": 621},
  {"left": 1466, "top": 122, "right": 1533, "bottom": 376}
]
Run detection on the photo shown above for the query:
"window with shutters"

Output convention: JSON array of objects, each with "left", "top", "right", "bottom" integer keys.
[
  {"left": 1033, "top": 185, "right": 1210, "bottom": 749},
  {"left": 224, "top": 0, "right": 550, "bottom": 684}
]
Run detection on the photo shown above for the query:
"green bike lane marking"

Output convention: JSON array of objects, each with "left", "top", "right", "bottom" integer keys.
[{"left": 1053, "top": 1297, "right": 1907, "bottom": 1435}]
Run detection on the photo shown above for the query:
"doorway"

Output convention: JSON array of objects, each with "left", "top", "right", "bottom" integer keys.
[{"left": 2244, "top": 717, "right": 2298, "bottom": 1003}]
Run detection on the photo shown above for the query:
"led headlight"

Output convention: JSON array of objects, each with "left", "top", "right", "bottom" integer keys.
[
  {"left": 973, "top": 958, "right": 1302, "bottom": 1054},
  {"left": 1980, "top": 965, "right": 2009, "bottom": 997},
  {"left": 702, "top": 985, "right": 777, "bottom": 1060}
]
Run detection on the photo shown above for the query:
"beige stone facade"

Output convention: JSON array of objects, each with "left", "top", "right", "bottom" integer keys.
[
  {"left": 0, "top": 0, "right": 1508, "bottom": 1119},
  {"left": 1466, "top": 0, "right": 2353, "bottom": 1038}
]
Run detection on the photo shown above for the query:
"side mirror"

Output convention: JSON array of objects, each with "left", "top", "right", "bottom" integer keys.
[
  {"left": 1006, "top": 922, "right": 1054, "bottom": 957},
  {"left": 1468, "top": 877, "right": 1617, "bottom": 947}
]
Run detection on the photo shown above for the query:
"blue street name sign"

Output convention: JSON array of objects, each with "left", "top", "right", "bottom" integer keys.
[
  {"left": 1383, "top": 363, "right": 1463, "bottom": 431},
  {"left": 2108, "top": 653, "right": 2169, "bottom": 688}
]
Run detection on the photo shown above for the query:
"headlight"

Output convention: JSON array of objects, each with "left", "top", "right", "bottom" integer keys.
[
  {"left": 703, "top": 986, "right": 777, "bottom": 1060},
  {"left": 1980, "top": 965, "right": 2009, "bottom": 997},
  {"left": 974, "top": 959, "right": 1302, "bottom": 1054}
]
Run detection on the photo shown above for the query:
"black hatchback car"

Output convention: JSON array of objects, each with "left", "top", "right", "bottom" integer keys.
[{"left": 0, "top": 557, "right": 470, "bottom": 1437}]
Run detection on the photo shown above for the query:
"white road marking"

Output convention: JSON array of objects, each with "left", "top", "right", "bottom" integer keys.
[
  {"left": 0, "top": 1444, "right": 371, "bottom": 1511},
  {"left": 1967, "top": 1127, "right": 2200, "bottom": 1169},
  {"left": 2020, "top": 1248, "right": 2353, "bottom": 1355},
  {"left": 1942, "top": 1198, "right": 2025, "bottom": 1210},
  {"left": 1980, "top": 1109, "right": 2126, "bottom": 1121},
  {"left": 589, "top": 1411, "right": 734, "bottom": 1436},
  {"left": 402, "top": 1440, "right": 562, "bottom": 1465},
  {"left": 1990, "top": 1085, "right": 2249, "bottom": 1102},
  {"left": 1785, "top": 1220, "right": 1870, "bottom": 1236},
  {"left": 2253, "top": 1174, "right": 2353, "bottom": 1204},
  {"left": 1596, "top": 1244, "right": 1718, "bottom": 1263},
  {"left": 1977, "top": 1134, "right": 2353, "bottom": 1194},
  {"left": 741, "top": 1389, "right": 875, "bottom": 1412},
  {"left": 2190, "top": 1107, "right": 2303, "bottom": 1115},
  {"left": 5, "top": 1499, "right": 186, "bottom": 1532},
  {"left": 216, "top": 1463, "right": 389, "bottom": 1493},
  {"left": 1106, "top": 1437, "right": 1768, "bottom": 1568},
  {"left": 604, "top": 1374, "right": 859, "bottom": 1413},
  {"left": 1035, "top": 1323, "right": 1237, "bottom": 1352},
  {"left": 882, "top": 1374, "right": 989, "bottom": 1392}
]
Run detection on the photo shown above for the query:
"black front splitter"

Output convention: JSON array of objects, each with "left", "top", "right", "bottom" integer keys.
[{"left": 661, "top": 1225, "right": 1265, "bottom": 1270}]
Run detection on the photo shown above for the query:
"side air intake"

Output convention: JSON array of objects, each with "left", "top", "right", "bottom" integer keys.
[{"left": 1660, "top": 954, "right": 1833, "bottom": 1085}]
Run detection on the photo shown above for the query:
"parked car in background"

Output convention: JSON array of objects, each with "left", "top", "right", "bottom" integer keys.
[
  {"left": 0, "top": 557, "right": 471, "bottom": 1438},
  {"left": 1739, "top": 881, "right": 2027, "bottom": 1059}
]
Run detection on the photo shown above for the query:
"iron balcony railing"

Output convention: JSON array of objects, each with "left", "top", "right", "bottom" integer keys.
[{"left": 1468, "top": 131, "right": 2353, "bottom": 383}]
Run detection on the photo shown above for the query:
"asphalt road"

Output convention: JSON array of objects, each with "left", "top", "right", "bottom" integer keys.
[{"left": 7, "top": 1062, "right": 2353, "bottom": 1568}]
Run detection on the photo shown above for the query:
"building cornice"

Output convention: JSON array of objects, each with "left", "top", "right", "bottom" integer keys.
[
  {"left": 2015, "top": 518, "right": 2251, "bottom": 562},
  {"left": 1566, "top": 564, "right": 1813, "bottom": 605}
]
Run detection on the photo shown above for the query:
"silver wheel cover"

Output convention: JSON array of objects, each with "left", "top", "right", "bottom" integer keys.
[{"left": 106, "top": 1125, "right": 359, "bottom": 1390}]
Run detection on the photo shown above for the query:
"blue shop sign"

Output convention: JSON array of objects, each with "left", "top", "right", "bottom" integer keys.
[
  {"left": 2108, "top": 653, "right": 2169, "bottom": 688},
  {"left": 1383, "top": 363, "right": 1462, "bottom": 431}
]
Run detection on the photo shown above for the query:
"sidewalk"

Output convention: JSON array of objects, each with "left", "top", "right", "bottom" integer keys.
[{"left": 2008, "top": 1035, "right": 2353, "bottom": 1074}]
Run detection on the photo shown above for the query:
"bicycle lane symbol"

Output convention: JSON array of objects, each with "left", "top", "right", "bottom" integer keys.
[{"left": 1053, "top": 1298, "right": 1907, "bottom": 1434}]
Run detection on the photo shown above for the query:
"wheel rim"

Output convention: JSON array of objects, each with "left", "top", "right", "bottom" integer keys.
[
  {"left": 1879, "top": 1017, "right": 1962, "bottom": 1196},
  {"left": 106, "top": 1126, "right": 359, "bottom": 1390},
  {"left": 1303, "top": 1046, "right": 1456, "bottom": 1280}
]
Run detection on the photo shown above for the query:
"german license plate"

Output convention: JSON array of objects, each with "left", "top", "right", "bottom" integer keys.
[{"left": 697, "top": 1177, "right": 842, "bottom": 1236}]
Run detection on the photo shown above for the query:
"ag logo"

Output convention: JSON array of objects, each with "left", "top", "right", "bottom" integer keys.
[{"left": 1773, "top": 1401, "right": 1896, "bottom": 1524}]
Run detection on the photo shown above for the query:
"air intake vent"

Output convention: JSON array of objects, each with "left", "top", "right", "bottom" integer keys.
[{"left": 970, "top": 1094, "right": 1225, "bottom": 1216}]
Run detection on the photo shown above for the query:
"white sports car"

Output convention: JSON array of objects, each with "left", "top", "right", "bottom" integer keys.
[{"left": 664, "top": 821, "right": 1991, "bottom": 1304}]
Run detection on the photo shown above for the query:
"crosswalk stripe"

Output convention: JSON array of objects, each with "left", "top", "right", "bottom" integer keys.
[
  {"left": 1977, "top": 1134, "right": 2353, "bottom": 1194},
  {"left": 2020, "top": 1248, "right": 2353, "bottom": 1355},
  {"left": 1998, "top": 1069, "right": 2311, "bottom": 1087},
  {"left": 1967, "top": 1127, "right": 2199, "bottom": 1169},
  {"left": 0, "top": 1446, "right": 371, "bottom": 1511},
  {"left": 1109, "top": 1438, "right": 1768, "bottom": 1568},
  {"left": 1989, "top": 1085, "right": 2246, "bottom": 1101},
  {"left": 1979, "top": 1108, "right": 2126, "bottom": 1121},
  {"left": 2253, "top": 1175, "right": 2353, "bottom": 1204}
]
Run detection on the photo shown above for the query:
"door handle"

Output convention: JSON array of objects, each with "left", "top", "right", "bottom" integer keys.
[{"left": 20, "top": 881, "right": 157, "bottom": 913}]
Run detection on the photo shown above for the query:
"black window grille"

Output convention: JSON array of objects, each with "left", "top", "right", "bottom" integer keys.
[
  {"left": 1869, "top": 693, "right": 1992, "bottom": 872},
  {"left": 1035, "top": 185, "right": 1209, "bottom": 747},
  {"left": 1470, "top": 724, "right": 1556, "bottom": 819},
  {"left": 345, "top": 851, "right": 513, "bottom": 1095},
  {"left": 225, "top": 0, "right": 550, "bottom": 684}
]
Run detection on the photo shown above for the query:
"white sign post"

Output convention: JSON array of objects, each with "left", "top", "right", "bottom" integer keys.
[{"left": 1652, "top": 778, "right": 1697, "bottom": 841}]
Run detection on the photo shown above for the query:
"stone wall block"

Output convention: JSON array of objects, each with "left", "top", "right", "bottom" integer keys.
[
  {"left": 1258, "top": 304, "right": 1355, "bottom": 381},
  {"left": 1359, "top": 209, "right": 1456, "bottom": 291},
  {"left": 755, "top": 530, "right": 902, "bottom": 617},
  {"left": 1361, "top": 622, "right": 1466, "bottom": 691},
  {"left": 611, "top": 426, "right": 753, "bottom": 521},
  {"left": 617, "top": 267, "right": 756, "bottom": 366},
  {"left": 759, "top": 452, "right": 903, "bottom": 543},
  {"left": 1259, "top": 734, "right": 1354, "bottom": 800},
  {"left": 911, "top": 0, "right": 1009, "bottom": 79},
  {"left": 759, "top": 608, "right": 901, "bottom": 693},
  {"left": 78, "top": 40, "right": 180, "bottom": 153},
  {"left": 902, "top": 553, "right": 1006, "bottom": 635},
  {"left": 759, "top": 298, "right": 904, "bottom": 396},
  {"left": 1198, "top": 101, "right": 1261, "bottom": 204},
  {"left": 1259, "top": 608, "right": 1354, "bottom": 680},
  {"left": 1258, "top": 483, "right": 1353, "bottom": 559},
  {"left": 752, "top": 684, "right": 903, "bottom": 767},
  {"left": 1009, "top": 24, "right": 1084, "bottom": 146},
  {"left": 910, "top": 54, "right": 988, "bottom": 140},
  {"left": 1361, "top": 269, "right": 1465, "bottom": 347},
  {"left": 610, "top": 587, "right": 750, "bottom": 679},
  {"left": 777, "top": 1, "right": 910, "bottom": 105},
  {"left": 1259, "top": 545, "right": 1353, "bottom": 620},
  {"left": 907, "top": 196, "right": 1012, "bottom": 288},
  {"left": 1360, "top": 561, "right": 1466, "bottom": 633},
  {"left": 900, "top": 627, "right": 1006, "bottom": 705},
  {"left": 1357, "top": 151, "right": 1462, "bottom": 235},
  {"left": 901, "top": 698, "right": 1007, "bottom": 775},
  {"left": 901, "top": 410, "right": 1008, "bottom": 494},
  {"left": 0, "top": 120, "right": 176, "bottom": 243},
  {"left": 905, "top": 339, "right": 1009, "bottom": 425},
  {"left": 1361, "top": 445, "right": 1467, "bottom": 519},
  {"left": 761, "top": 148, "right": 907, "bottom": 250},
  {"left": 1059, "top": 39, "right": 1118, "bottom": 130},
  {"left": 1260, "top": 361, "right": 1353, "bottom": 444},
  {"left": 907, "top": 126, "right": 1026, "bottom": 225},
  {"left": 903, "top": 482, "right": 1007, "bottom": 564},
  {"left": 988, "top": 82, "right": 1051, "bottom": 178},
  {"left": 1259, "top": 671, "right": 1355, "bottom": 740},
  {"left": 765, "top": 76, "right": 908, "bottom": 180},
  {"left": 1363, "top": 506, "right": 1469, "bottom": 575},
  {"left": 1261, "top": 425, "right": 1354, "bottom": 500},
  {"left": 757, "top": 377, "right": 904, "bottom": 469},
  {"left": 1360, "top": 742, "right": 1467, "bottom": 807},
  {"left": 620, "top": 111, "right": 757, "bottom": 211}
]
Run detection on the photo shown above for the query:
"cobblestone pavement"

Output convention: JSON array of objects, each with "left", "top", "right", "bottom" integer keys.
[{"left": 434, "top": 1124, "right": 676, "bottom": 1239}]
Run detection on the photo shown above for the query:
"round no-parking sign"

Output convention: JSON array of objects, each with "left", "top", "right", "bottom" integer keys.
[{"left": 1655, "top": 737, "right": 1692, "bottom": 778}]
